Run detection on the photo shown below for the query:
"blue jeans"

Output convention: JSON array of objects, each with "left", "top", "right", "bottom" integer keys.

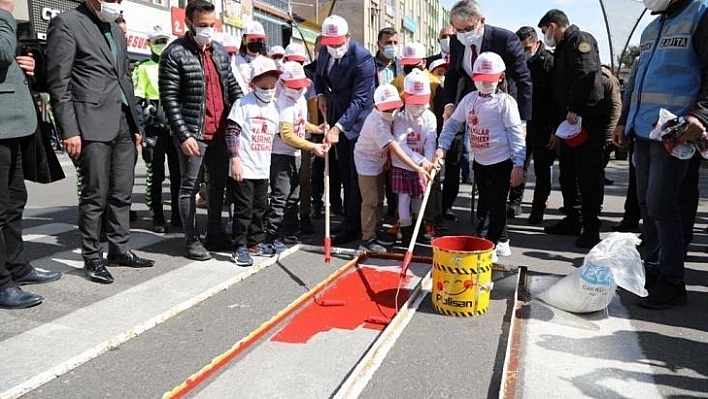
[{"left": 634, "top": 138, "right": 688, "bottom": 282}]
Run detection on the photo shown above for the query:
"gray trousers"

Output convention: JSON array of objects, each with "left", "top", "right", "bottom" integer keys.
[
  {"left": 78, "top": 110, "right": 136, "bottom": 261},
  {"left": 266, "top": 154, "right": 301, "bottom": 239}
]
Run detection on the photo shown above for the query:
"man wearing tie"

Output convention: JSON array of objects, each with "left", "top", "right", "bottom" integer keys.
[
  {"left": 46, "top": 0, "right": 154, "bottom": 285},
  {"left": 441, "top": 0, "right": 532, "bottom": 224}
]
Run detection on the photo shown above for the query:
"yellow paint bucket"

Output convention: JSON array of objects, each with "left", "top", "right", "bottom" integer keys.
[{"left": 431, "top": 236, "right": 494, "bottom": 317}]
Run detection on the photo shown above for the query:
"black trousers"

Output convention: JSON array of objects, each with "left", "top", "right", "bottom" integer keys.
[
  {"left": 473, "top": 159, "right": 513, "bottom": 245},
  {"left": 442, "top": 131, "right": 464, "bottom": 213},
  {"left": 231, "top": 178, "right": 268, "bottom": 247},
  {"left": 311, "top": 143, "right": 342, "bottom": 211},
  {"left": 508, "top": 135, "right": 533, "bottom": 207},
  {"left": 144, "top": 127, "right": 181, "bottom": 223},
  {"left": 558, "top": 117, "right": 605, "bottom": 231},
  {"left": 0, "top": 137, "right": 32, "bottom": 290},
  {"left": 680, "top": 154, "right": 701, "bottom": 251},
  {"left": 622, "top": 142, "right": 641, "bottom": 223},
  {"left": 79, "top": 111, "right": 136, "bottom": 261},
  {"left": 337, "top": 136, "right": 362, "bottom": 234},
  {"left": 266, "top": 154, "right": 301, "bottom": 239}
]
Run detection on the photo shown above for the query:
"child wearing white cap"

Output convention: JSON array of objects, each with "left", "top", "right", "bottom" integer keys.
[
  {"left": 354, "top": 84, "right": 433, "bottom": 253},
  {"left": 265, "top": 61, "right": 328, "bottom": 252},
  {"left": 268, "top": 45, "right": 285, "bottom": 70},
  {"left": 233, "top": 21, "right": 267, "bottom": 94},
  {"left": 392, "top": 69, "right": 438, "bottom": 244},
  {"left": 391, "top": 42, "right": 441, "bottom": 111},
  {"left": 226, "top": 57, "right": 282, "bottom": 266},
  {"left": 434, "top": 52, "right": 525, "bottom": 260}
]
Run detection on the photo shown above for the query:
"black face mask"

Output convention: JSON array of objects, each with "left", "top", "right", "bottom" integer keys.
[
  {"left": 247, "top": 42, "right": 264, "bottom": 53},
  {"left": 404, "top": 65, "right": 422, "bottom": 75}
]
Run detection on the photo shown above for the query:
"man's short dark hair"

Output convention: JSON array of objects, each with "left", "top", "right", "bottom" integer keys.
[
  {"left": 186, "top": 0, "right": 215, "bottom": 21},
  {"left": 378, "top": 27, "right": 397, "bottom": 42},
  {"left": 516, "top": 26, "right": 537, "bottom": 42},
  {"left": 538, "top": 9, "right": 570, "bottom": 29}
]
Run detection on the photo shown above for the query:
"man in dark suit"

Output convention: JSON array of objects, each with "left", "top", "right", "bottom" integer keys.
[
  {"left": 425, "top": 25, "right": 454, "bottom": 69},
  {"left": 315, "top": 15, "right": 376, "bottom": 245},
  {"left": 46, "top": 0, "right": 154, "bottom": 285},
  {"left": 441, "top": 0, "right": 532, "bottom": 222},
  {"left": 0, "top": 0, "right": 62, "bottom": 309}
]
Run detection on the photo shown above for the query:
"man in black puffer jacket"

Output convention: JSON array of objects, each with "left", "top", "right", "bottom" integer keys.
[{"left": 159, "top": 0, "right": 242, "bottom": 261}]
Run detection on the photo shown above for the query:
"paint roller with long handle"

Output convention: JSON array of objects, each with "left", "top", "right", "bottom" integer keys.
[{"left": 400, "top": 163, "right": 440, "bottom": 278}]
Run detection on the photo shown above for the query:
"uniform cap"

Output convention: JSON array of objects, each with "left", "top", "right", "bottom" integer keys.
[
  {"left": 250, "top": 56, "right": 283, "bottom": 81},
  {"left": 403, "top": 69, "right": 431, "bottom": 105},
  {"left": 245, "top": 21, "right": 266, "bottom": 39},
  {"left": 321, "top": 15, "right": 348, "bottom": 46},
  {"left": 284, "top": 43, "right": 308, "bottom": 62},
  {"left": 472, "top": 51, "right": 506, "bottom": 82},
  {"left": 280, "top": 61, "right": 310, "bottom": 89},
  {"left": 374, "top": 84, "right": 403, "bottom": 111},
  {"left": 401, "top": 42, "right": 426, "bottom": 65},
  {"left": 147, "top": 24, "right": 170, "bottom": 41}
]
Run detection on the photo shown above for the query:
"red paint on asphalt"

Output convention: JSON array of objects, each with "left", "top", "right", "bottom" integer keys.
[{"left": 271, "top": 267, "right": 411, "bottom": 344}]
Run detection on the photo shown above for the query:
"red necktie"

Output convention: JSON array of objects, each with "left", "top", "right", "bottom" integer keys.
[{"left": 470, "top": 44, "right": 478, "bottom": 75}]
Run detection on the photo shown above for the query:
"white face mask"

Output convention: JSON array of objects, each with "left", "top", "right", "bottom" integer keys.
[
  {"left": 151, "top": 44, "right": 165, "bottom": 56},
  {"left": 254, "top": 87, "right": 276, "bottom": 103},
  {"left": 406, "top": 104, "right": 427, "bottom": 118},
  {"left": 193, "top": 27, "right": 215, "bottom": 47},
  {"left": 382, "top": 44, "right": 396, "bottom": 60},
  {"left": 475, "top": 81, "right": 498, "bottom": 95},
  {"left": 284, "top": 87, "right": 305, "bottom": 99},
  {"left": 379, "top": 109, "right": 398, "bottom": 122},
  {"left": 643, "top": 0, "right": 672, "bottom": 12},
  {"left": 97, "top": 1, "right": 122, "bottom": 23},
  {"left": 439, "top": 37, "right": 450, "bottom": 53},
  {"left": 543, "top": 28, "right": 556, "bottom": 48},
  {"left": 327, "top": 42, "right": 348, "bottom": 59},
  {"left": 456, "top": 29, "right": 480, "bottom": 47}
]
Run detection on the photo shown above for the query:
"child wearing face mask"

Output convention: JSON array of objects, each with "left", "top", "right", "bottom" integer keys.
[
  {"left": 226, "top": 57, "right": 282, "bottom": 267},
  {"left": 434, "top": 52, "right": 526, "bottom": 261},
  {"left": 233, "top": 21, "right": 267, "bottom": 94},
  {"left": 392, "top": 70, "right": 438, "bottom": 245},
  {"left": 354, "top": 84, "right": 433, "bottom": 253},
  {"left": 265, "top": 61, "right": 329, "bottom": 252}
]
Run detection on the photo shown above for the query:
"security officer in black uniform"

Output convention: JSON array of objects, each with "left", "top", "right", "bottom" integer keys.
[
  {"left": 514, "top": 26, "right": 557, "bottom": 226},
  {"left": 538, "top": 9, "right": 607, "bottom": 248}
]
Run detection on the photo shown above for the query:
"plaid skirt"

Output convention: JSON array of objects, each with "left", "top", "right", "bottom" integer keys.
[{"left": 391, "top": 167, "right": 425, "bottom": 197}]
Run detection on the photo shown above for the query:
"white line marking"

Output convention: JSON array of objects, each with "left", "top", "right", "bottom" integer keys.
[{"left": 22, "top": 223, "right": 76, "bottom": 242}]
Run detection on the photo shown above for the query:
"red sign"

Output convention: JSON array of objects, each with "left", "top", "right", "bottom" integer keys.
[{"left": 171, "top": 7, "right": 223, "bottom": 37}]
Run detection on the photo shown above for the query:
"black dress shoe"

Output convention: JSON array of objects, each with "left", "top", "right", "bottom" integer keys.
[
  {"left": 612, "top": 219, "right": 640, "bottom": 232},
  {"left": 84, "top": 259, "right": 114, "bottom": 284},
  {"left": 544, "top": 218, "right": 581, "bottom": 236},
  {"left": 0, "top": 285, "right": 43, "bottom": 309},
  {"left": 107, "top": 250, "right": 155, "bottom": 268},
  {"left": 15, "top": 268, "right": 62, "bottom": 285},
  {"left": 637, "top": 279, "right": 687, "bottom": 309},
  {"left": 186, "top": 240, "right": 212, "bottom": 261},
  {"left": 443, "top": 209, "right": 457, "bottom": 221},
  {"left": 575, "top": 229, "right": 600, "bottom": 248},
  {"left": 203, "top": 233, "right": 233, "bottom": 252},
  {"left": 332, "top": 230, "right": 360, "bottom": 246}
]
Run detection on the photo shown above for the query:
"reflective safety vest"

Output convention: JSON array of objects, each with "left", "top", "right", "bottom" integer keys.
[
  {"left": 133, "top": 58, "right": 161, "bottom": 101},
  {"left": 627, "top": 0, "right": 707, "bottom": 138}
]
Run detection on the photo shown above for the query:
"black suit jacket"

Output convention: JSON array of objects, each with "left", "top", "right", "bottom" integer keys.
[
  {"left": 443, "top": 25, "right": 532, "bottom": 121},
  {"left": 425, "top": 52, "right": 445, "bottom": 69},
  {"left": 46, "top": 3, "right": 140, "bottom": 142}
]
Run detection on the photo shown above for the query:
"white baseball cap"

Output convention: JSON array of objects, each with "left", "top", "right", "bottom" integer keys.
[
  {"left": 284, "top": 43, "right": 308, "bottom": 62},
  {"left": 280, "top": 61, "right": 310, "bottom": 89},
  {"left": 429, "top": 58, "right": 449, "bottom": 73},
  {"left": 268, "top": 45, "right": 285, "bottom": 58},
  {"left": 374, "top": 84, "right": 403, "bottom": 111},
  {"left": 250, "top": 56, "right": 283, "bottom": 81},
  {"left": 401, "top": 42, "right": 426, "bottom": 66},
  {"left": 403, "top": 69, "right": 431, "bottom": 105},
  {"left": 220, "top": 34, "right": 239, "bottom": 53},
  {"left": 245, "top": 21, "right": 266, "bottom": 39},
  {"left": 472, "top": 52, "right": 506, "bottom": 82},
  {"left": 321, "top": 15, "right": 349, "bottom": 46},
  {"left": 147, "top": 25, "right": 169, "bottom": 41}
]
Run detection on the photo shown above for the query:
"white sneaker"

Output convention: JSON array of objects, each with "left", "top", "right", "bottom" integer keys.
[
  {"left": 491, "top": 250, "right": 499, "bottom": 264},
  {"left": 495, "top": 239, "right": 512, "bottom": 257}
]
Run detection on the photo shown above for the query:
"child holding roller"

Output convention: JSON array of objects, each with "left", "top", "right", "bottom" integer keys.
[
  {"left": 354, "top": 84, "right": 434, "bottom": 253},
  {"left": 392, "top": 69, "right": 438, "bottom": 245},
  {"left": 433, "top": 52, "right": 525, "bottom": 260}
]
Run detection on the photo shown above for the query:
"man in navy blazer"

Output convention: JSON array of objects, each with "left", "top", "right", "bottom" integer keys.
[
  {"left": 440, "top": 0, "right": 532, "bottom": 223},
  {"left": 315, "top": 15, "right": 376, "bottom": 245}
]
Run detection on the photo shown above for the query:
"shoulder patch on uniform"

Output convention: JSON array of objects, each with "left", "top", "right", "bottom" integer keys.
[{"left": 578, "top": 42, "right": 592, "bottom": 53}]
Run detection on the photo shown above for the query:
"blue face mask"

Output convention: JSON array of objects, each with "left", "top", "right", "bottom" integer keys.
[{"left": 383, "top": 44, "right": 397, "bottom": 60}]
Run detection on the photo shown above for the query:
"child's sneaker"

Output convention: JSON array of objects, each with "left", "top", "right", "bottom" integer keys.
[
  {"left": 249, "top": 243, "right": 276, "bottom": 257},
  {"left": 270, "top": 239, "right": 288, "bottom": 254},
  {"left": 359, "top": 238, "right": 388, "bottom": 253},
  {"left": 495, "top": 239, "right": 512, "bottom": 257},
  {"left": 232, "top": 245, "right": 253, "bottom": 266},
  {"left": 422, "top": 223, "right": 436, "bottom": 243}
]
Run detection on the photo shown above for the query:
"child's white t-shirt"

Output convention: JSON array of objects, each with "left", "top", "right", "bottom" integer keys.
[
  {"left": 447, "top": 92, "right": 525, "bottom": 166},
  {"left": 227, "top": 92, "right": 279, "bottom": 180},
  {"left": 392, "top": 110, "right": 437, "bottom": 171},
  {"left": 354, "top": 110, "right": 395, "bottom": 176},
  {"left": 273, "top": 93, "right": 308, "bottom": 157}
]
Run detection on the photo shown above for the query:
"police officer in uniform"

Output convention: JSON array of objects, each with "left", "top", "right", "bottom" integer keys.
[
  {"left": 133, "top": 26, "right": 182, "bottom": 233},
  {"left": 538, "top": 9, "right": 608, "bottom": 248}
]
